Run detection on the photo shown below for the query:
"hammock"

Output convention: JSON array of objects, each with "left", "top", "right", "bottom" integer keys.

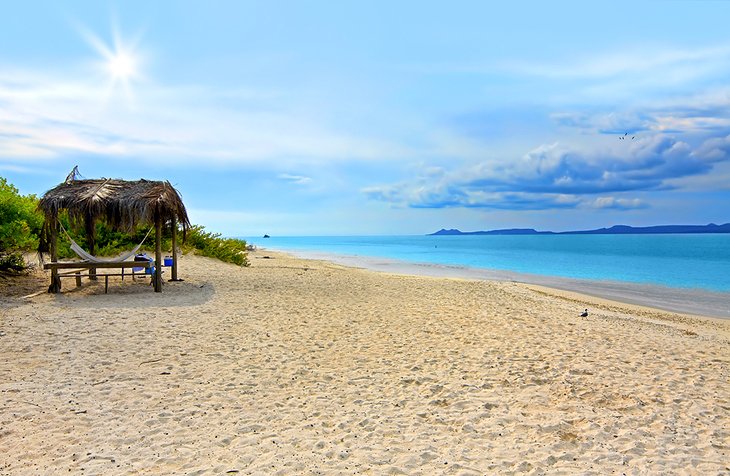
[{"left": 59, "top": 222, "right": 154, "bottom": 263}]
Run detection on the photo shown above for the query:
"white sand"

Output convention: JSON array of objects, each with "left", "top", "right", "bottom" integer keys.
[
  {"left": 1, "top": 250, "right": 728, "bottom": 474},
  {"left": 282, "top": 250, "right": 730, "bottom": 319}
]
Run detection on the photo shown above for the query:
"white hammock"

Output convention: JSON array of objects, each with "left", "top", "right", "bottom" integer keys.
[{"left": 59, "top": 222, "right": 154, "bottom": 263}]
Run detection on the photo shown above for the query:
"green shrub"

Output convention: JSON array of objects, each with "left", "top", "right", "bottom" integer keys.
[
  {"left": 57, "top": 222, "right": 249, "bottom": 267},
  {"left": 182, "top": 225, "right": 249, "bottom": 266},
  {"left": 0, "top": 177, "right": 43, "bottom": 273},
  {"left": 55, "top": 219, "right": 161, "bottom": 260}
]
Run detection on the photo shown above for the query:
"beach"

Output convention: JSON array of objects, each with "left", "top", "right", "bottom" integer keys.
[
  {"left": 1, "top": 250, "right": 729, "bottom": 474},
  {"left": 281, "top": 249, "right": 730, "bottom": 319}
]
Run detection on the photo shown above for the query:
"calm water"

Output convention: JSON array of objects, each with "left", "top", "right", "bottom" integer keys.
[{"left": 246, "top": 234, "right": 730, "bottom": 292}]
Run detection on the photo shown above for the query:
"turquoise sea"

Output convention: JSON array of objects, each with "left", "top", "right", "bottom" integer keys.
[{"left": 247, "top": 234, "right": 730, "bottom": 292}]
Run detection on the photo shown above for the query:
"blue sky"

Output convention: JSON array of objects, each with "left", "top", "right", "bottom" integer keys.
[{"left": 1, "top": 1, "right": 730, "bottom": 235}]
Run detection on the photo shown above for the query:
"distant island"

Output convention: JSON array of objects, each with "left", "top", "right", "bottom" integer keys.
[{"left": 430, "top": 223, "right": 730, "bottom": 235}]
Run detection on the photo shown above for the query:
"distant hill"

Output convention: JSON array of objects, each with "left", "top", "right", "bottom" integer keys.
[
  {"left": 430, "top": 228, "right": 553, "bottom": 235},
  {"left": 429, "top": 223, "right": 730, "bottom": 236},
  {"left": 564, "top": 223, "right": 730, "bottom": 234}
]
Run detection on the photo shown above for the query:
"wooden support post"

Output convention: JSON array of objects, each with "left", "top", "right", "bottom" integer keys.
[
  {"left": 75, "top": 272, "right": 82, "bottom": 287},
  {"left": 170, "top": 216, "right": 180, "bottom": 281},
  {"left": 87, "top": 216, "right": 97, "bottom": 281},
  {"left": 48, "top": 219, "right": 61, "bottom": 293},
  {"left": 154, "top": 215, "right": 162, "bottom": 292}
]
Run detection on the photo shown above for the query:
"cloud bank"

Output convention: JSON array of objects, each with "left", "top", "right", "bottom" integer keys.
[
  {"left": 364, "top": 133, "right": 730, "bottom": 211},
  {"left": 0, "top": 69, "right": 409, "bottom": 166}
]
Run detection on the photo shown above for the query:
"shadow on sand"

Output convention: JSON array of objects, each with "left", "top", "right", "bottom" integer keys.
[{"left": 50, "top": 279, "right": 216, "bottom": 310}]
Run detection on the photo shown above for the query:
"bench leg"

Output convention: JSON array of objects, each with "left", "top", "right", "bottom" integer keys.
[
  {"left": 75, "top": 272, "right": 82, "bottom": 287},
  {"left": 105, "top": 276, "right": 109, "bottom": 294}
]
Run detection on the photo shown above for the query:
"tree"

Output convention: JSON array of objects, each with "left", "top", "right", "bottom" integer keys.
[{"left": 0, "top": 177, "right": 43, "bottom": 273}]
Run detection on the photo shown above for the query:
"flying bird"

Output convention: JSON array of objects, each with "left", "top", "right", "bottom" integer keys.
[{"left": 580, "top": 309, "right": 589, "bottom": 317}]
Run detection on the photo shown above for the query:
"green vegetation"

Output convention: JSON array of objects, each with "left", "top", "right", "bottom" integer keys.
[
  {"left": 55, "top": 219, "right": 158, "bottom": 260},
  {"left": 183, "top": 225, "right": 250, "bottom": 266},
  {"left": 0, "top": 176, "right": 249, "bottom": 273},
  {"left": 57, "top": 222, "right": 250, "bottom": 267},
  {"left": 0, "top": 178, "right": 43, "bottom": 273}
]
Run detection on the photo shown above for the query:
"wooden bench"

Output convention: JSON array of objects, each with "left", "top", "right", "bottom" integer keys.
[{"left": 44, "top": 261, "right": 154, "bottom": 293}]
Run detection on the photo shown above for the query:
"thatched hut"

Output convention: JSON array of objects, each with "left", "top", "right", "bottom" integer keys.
[{"left": 38, "top": 170, "right": 190, "bottom": 293}]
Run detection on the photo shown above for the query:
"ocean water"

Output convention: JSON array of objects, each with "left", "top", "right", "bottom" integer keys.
[{"left": 246, "top": 234, "right": 730, "bottom": 292}]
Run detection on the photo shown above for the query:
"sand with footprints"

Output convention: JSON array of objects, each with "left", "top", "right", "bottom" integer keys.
[{"left": 1, "top": 250, "right": 728, "bottom": 474}]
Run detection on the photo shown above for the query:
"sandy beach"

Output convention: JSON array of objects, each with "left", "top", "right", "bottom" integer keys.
[
  {"left": 1, "top": 250, "right": 729, "bottom": 475},
  {"left": 283, "top": 250, "right": 730, "bottom": 319}
]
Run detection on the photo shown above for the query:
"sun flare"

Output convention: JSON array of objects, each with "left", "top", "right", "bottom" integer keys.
[
  {"left": 107, "top": 50, "right": 137, "bottom": 80},
  {"left": 78, "top": 22, "right": 143, "bottom": 102}
]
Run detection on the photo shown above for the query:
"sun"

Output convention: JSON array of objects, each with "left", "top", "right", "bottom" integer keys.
[
  {"left": 100, "top": 44, "right": 142, "bottom": 103},
  {"left": 77, "top": 22, "right": 143, "bottom": 102},
  {"left": 107, "top": 50, "right": 137, "bottom": 80}
]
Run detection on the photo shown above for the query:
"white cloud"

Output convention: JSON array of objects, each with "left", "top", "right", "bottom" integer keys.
[
  {"left": 493, "top": 43, "right": 730, "bottom": 105},
  {"left": 502, "top": 44, "right": 730, "bottom": 80},
  {"left": 0, "top": 67, "right": 412, "bottom": 165},
  {"left": 590, "top": 197, "right": 647, "bottom": 210},
  {"left": 278, "top": 173, "right": 312, "bottom": 185},
  {"left": 552, "top": 85, "right": 730, "bottom": 136},
  {"left": 364, "top": 133, "right": 730, "bottom": 211},
  {"left": 0, "top": 163, "right": 53, "bottom": 174}
]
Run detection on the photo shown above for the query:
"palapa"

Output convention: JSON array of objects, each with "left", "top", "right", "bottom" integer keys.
[
  {"left": 38, "top": 168, "right": 191, "bottom": 293},
  {"left": 39, "top": 178, "right": 190, "bottom": 232}
]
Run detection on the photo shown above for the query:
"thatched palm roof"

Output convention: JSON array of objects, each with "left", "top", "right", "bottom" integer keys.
[{"left": 38, "top": 177, "right": 191, "bottom": 233}]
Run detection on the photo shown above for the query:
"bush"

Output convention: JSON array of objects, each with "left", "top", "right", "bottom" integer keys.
[
  {"left": 56, "top": 220, "right": 249, "bottom": 267},
  {"left": 55, "top": 219, "right": 160, "bottom": 260},
  {"left": 57, "top": 222, "right": 249, "bottom": 267},
  {"left": 183, "top": 225, "right": 249, "bottom": 266},
  {"left": 0, "top": 178, "right": 43, "bottom": 273}
]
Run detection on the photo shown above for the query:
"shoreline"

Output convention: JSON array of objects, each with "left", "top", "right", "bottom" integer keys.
[{"left": 260, "top": 247, "right": 730, "bottom": 319}]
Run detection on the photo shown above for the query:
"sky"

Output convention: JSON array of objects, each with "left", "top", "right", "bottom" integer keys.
[{"left": 1, "top": 1, "right": 730, "bottom": 236}]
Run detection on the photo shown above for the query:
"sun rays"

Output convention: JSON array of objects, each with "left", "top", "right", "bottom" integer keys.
[{"left": 76, "top": 19, "right": 144, "bottom": 105}]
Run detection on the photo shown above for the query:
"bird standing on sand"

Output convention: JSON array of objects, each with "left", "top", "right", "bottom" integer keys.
[{"left": 580, "top": 309, "right": 589, "bottom": 317}]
